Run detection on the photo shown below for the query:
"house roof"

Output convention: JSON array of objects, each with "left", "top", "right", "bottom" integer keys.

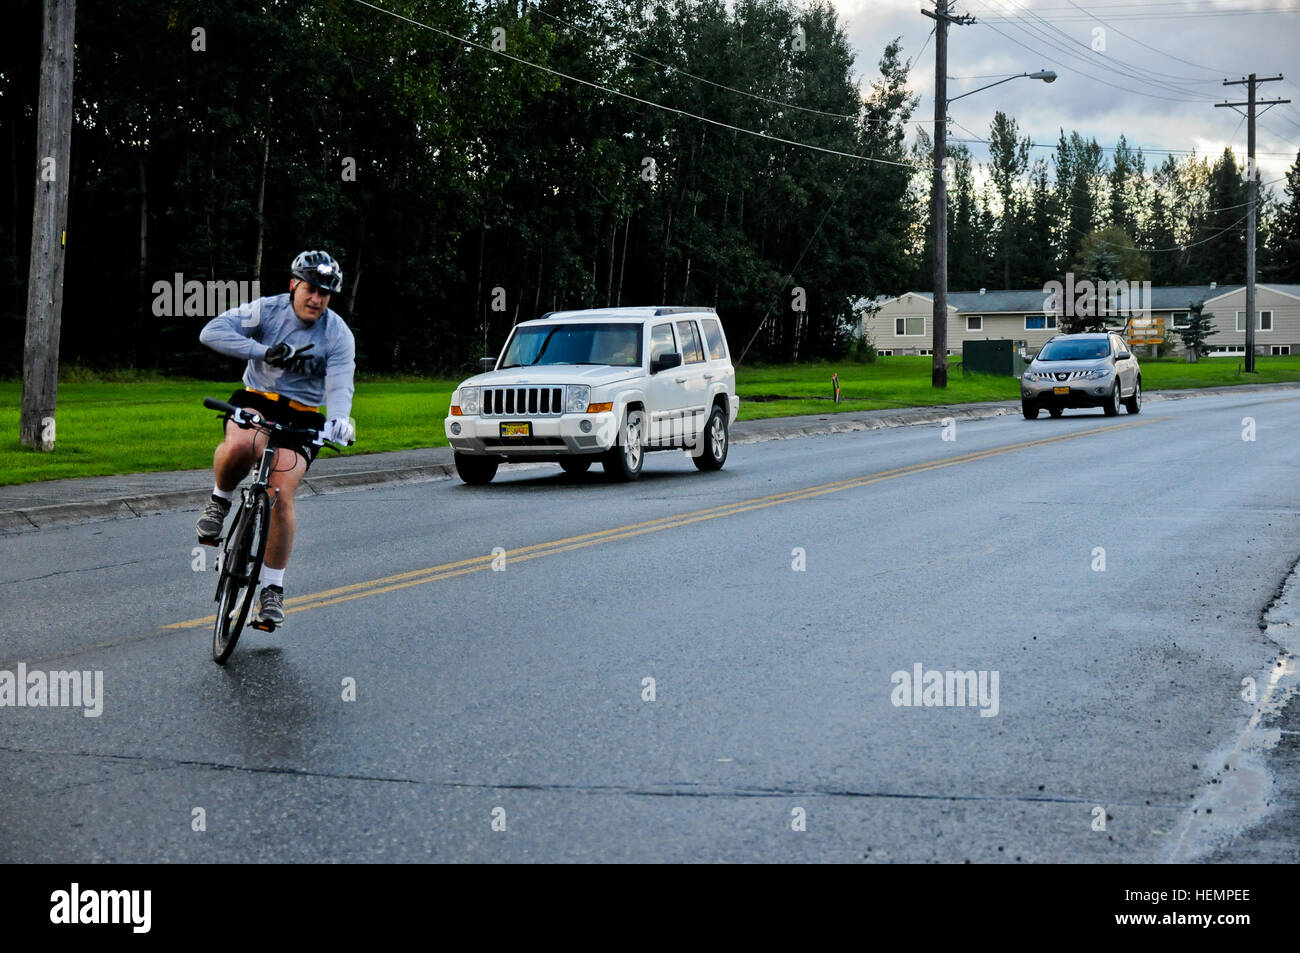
[{"left": 860, "top": 284, "right": 1300, "bottom": 315}]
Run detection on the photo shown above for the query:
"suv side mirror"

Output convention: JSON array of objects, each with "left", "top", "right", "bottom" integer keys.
[
  {"left": 652, "top": 352, "right": 682, "bottom": 373},
  {"left": 1116, "top": 352, "right": 1131, "bottom": 361},
  {"left": 479, "top": 357, "right": 496, "bottom": 372}
]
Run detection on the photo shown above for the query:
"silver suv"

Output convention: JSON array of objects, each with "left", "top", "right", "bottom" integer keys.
[
  {"left": 445, "top": 307, "right": 739, "bottom": 483},
  {"left": 1020, "top": 332, "right": 1142, "bottom": 419}
]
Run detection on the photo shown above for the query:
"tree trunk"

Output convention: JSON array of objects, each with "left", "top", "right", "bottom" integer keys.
[
  {"left": 251, "top": 123, "right": 270, "bottom": 282},
  {"left": 475, "top": 224, "right": 485, "bottom": 354},
  {"left": 346, "top": 241, "right": 361, "bottom": 314},
  {"left": 20, "top": 0, "right": 76, "bottom": 451},
  {"left": 138, "top": 158, "right": 147, "bottom": 317},
  {"left": 616, "top": 216, "right": 629, "bottom": 307}
]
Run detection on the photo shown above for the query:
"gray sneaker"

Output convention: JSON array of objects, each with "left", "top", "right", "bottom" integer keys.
[
  {"left": 196, "top": 495, "right": 232, "bottom": 543},
  {"left": 255, "top": 585, "right": 285, "bottom": 628}
]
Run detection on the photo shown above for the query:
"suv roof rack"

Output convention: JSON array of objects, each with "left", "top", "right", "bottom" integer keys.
[{"left": 653, "top": 306, "right": 715, "bottom": 316}]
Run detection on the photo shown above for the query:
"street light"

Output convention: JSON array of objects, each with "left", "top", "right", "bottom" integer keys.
[{"left": 931, "top": 69, "right": 1056, "bottom": 388}]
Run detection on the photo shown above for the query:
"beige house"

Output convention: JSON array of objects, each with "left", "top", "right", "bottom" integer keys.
[{"left": 859, "top": 284, "right": 1300, "bottom": 357}]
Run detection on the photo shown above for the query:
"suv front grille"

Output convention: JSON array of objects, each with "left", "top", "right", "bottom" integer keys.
[
  {"left": 482, "top": 386, "right": 564, "bottom": 416},
  {"left": 1028, "top": 370, "right": 1087, "bottom": 382}
]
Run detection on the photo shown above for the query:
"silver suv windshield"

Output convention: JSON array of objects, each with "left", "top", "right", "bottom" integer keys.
[
  {"left": 499, "top": 323, "right": 643, "bottom": 368},
  {"left": 1037, "top": 339, "right": 1111, "bottom": 361}
]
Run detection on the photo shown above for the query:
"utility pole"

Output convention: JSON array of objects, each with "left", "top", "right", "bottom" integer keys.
[
  {"left": 20, "top": 0, "right": 76, "bottom": 450},
  {"left": 1216, "top": 73, "right": 1287, "bottom": 374},
  {"left": 922, "top": 0, "right": 974, "bottom": 388}
]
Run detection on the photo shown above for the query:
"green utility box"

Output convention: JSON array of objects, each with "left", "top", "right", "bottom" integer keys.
[{"left": 962, "top": 339, "right": 1028, "bottom": 377}]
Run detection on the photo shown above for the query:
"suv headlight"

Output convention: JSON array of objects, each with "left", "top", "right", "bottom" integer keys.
[
  {"left": 1080, "top": 368, "right": 1113, "bottom": 380},
  {"left": 459, "top": 386, "right": 481, "bottom": 415},
  {"left": 565, "top": 385, "right": 591, "bottom": 414}
]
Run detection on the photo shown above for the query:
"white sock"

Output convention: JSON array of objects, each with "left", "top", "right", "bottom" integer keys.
[
  {"left": 212, "top": 484, "right": 235, "bottom": 501},
  {"left": 262, "top": 566, "right": 285, "bottom": 589}
]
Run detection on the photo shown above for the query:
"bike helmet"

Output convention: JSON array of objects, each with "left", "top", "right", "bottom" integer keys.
[{"left": 290, "top": 250, "right": 343, "bottom": 293}]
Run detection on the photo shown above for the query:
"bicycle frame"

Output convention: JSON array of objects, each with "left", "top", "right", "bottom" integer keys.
[{"left": 201, "top": 396, "right": 340, "bottom": 663}]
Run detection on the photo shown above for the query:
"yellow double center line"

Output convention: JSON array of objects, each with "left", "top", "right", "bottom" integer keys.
[{"left": 164, "top": 417, "right": 1162, "bottom": 630}]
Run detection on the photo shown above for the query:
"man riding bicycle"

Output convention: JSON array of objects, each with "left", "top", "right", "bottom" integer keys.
[{"left": 196, "top": 250, "right": 357, "bottom": 628}]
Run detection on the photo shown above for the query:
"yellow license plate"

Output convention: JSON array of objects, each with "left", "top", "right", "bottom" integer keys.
[
  {"left": 1053, "top": 386, "right": 1070, "bottom": 395},
  {"left": 500, "top": 422, "right": 531, "bottom": 437}
]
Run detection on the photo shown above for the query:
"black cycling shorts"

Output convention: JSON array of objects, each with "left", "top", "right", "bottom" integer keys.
[{"left": 225, "top": 389, "right": 327, "bottom": 468}]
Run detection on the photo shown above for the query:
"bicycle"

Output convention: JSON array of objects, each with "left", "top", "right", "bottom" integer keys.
[{"left": 200, "top": 397, "right": 342, "bottom": 665}]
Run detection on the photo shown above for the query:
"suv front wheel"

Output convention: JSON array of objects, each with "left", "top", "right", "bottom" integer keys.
[
  {"left": 1124, "top": 379, "right": 1142, "bottom": 414},
  {"left": 1103, "top": 382, "right": 1122, "bottom": 416},
  {"left": 601, "top": 409, "right": 644, "bottom": 481}
]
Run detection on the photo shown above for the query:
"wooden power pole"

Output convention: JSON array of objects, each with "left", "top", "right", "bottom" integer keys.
[
  {"left": 922, "top": 0, "right": 974, "bottom": 389},
  {"left": 1216, "top": 73, "right": 1287, "bottom": 374},
  {"left": 20, "top": 0, "right": 76, "bottom": 451}
]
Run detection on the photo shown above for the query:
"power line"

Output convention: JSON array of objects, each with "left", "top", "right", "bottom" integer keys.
[
  {"left": 978, "top": 1, "right": 1215, "bottom": 99},
  {"left": 982, "top": 7, "right": 1297, "bottom": 19},
  {"left": 947, "top": 118, "right": 1289, "bottom": 213},
  {"left": 1035, "top": 0, "right": 1244, "bottom": 80},
  {"left": 1064, "top": 214, "right": 1249, "bottom": 252},
  {"left": 987, "top": 0, "right": 1231, "bottom": 86},
  {"left": 975, "top": 17, "right": 1210, "bottom": 102},
  {"left": 526, "top": 4, "right": 917, "bottom": 124},
  {"left": 345, "top": 0, "right": 923, "bottom": 169}
]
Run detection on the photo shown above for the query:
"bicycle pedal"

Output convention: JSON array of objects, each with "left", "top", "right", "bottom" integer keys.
[
  {"left": 197, "top": 534, "right": 222, "bottom": 547},
  {"left": 250, "top": 618, "right": 279, "bottom": 633}
]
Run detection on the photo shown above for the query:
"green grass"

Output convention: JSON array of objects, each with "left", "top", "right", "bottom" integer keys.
[
  {"left": 0, "top": 378, "right": 459, "bottom": 487},
  {"left": 2, "top": 354, "right": 1298, "bottom": 486},
  {"left": 734, "top": 357, "right": 1017, "bottom": 419}
]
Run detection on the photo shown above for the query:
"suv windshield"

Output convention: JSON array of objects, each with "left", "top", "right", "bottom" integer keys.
[
  {"left": 1037, "top": 339, "right": 1111, "bottom": 361},
  {"left": 499, "top": 323, "right": 642, "bottom": 368}
]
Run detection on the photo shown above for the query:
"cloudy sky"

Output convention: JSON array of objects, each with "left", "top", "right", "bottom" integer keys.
[{"left": 828, "top": 0, "right": 1300, "bottom": 187}]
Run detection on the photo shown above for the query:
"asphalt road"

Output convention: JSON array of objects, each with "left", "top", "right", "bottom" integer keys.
[{"left": 3, "top": 388, "right": 1298, "bottom": 862}]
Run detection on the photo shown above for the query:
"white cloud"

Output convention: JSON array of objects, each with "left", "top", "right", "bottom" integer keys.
[{"left": 829, "top": 0, "right": 1300, "bottom": 185}]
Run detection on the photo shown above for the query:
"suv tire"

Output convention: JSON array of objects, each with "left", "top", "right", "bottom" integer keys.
[
  {"left": 1103, "top": 382, "right": 1122, "bottom": 416},
  {"left": 1022, "top": 401, "right": 1040, "bottom": 420},
  {"left": 601, "top": 409, "right": 644, "bottom": 481},
  {"left": 692, "top": 405, "right": 728, "bottom": 471},
  {"left": 1124, "top": 379, "right": 1142, "bottom": 414},
  {"left": 455, "top": 452, "right": 499, "bottom": 485},
  {"left": 559, "top": 457, "right": 593, "bottom": 475}
]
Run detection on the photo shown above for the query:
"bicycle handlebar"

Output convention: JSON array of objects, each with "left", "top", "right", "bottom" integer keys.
[{"left": 203, "top": 397, "right": 344, "bottom": 451}]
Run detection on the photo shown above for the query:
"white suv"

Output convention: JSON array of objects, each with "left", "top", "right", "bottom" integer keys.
[{"left": 445, "top": 307, "right": 740, "bottom": 483}]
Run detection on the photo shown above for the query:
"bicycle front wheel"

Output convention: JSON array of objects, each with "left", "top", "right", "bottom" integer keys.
[{"left": 212, "top": 489, "right": 271, "bottom": 665}]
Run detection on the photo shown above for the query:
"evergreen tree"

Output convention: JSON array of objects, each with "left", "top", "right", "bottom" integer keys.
[
  {"left": 1267, "top": 149, "right": 1300, "bottom": 282},
  {"left": 1176, "top": 299, "right": 1217, "bottom": 362}
]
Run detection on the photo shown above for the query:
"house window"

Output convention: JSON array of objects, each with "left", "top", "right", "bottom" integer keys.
[
  {"left": 1024, "top": 314, "right": 1057, "bottom": 330},
  {"left": 877, "top": 349, "right": 893, "bottom": 357},
  {"left": 895, "top": 317, "right": 924, "bottom": 336},
  {"left": 1272, "top": 345, "right": 1291, "bottom": 355},
  {"left": 1208, "top": 345, "right": 1246, "bottom": 356},
  {"left": 1171, "top": 311, "right": 1190, "bottom": 330},
  {"left": 966, "top": 315, "right": 982, "bottom": 331},
  {"left": 1236, "top": 310, "right": 1273, "bottom": 332}
]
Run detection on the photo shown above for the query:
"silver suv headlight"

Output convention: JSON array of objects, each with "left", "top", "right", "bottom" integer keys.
[
  {"left": 458, "top": 386, "right": 481, "bottom": 415},
  {"left": 1080, "top": 368, "right": 1113, "bottom": 380},
  {"left": 565, "top": 384, "right": 591, "bottom": 414}
]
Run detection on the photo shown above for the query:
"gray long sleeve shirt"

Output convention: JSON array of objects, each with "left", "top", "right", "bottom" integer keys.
[{"left": 199, "top": 293, "right": 356, "bottom": 420}]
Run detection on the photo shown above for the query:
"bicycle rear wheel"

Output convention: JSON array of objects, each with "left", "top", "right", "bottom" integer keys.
[{"left": 212, "top": 488, "right": 271, "bottom": 665}]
